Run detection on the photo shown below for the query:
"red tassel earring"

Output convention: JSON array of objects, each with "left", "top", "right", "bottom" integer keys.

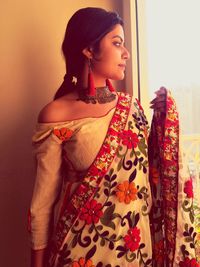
[
  {"left": 106, "top": 79, "right": 115, "bottom": 92},
  {"left": 88, "top": 58, "right": 95, "bottom": 96}
]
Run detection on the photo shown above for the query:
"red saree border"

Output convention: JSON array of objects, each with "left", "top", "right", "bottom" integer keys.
[
  {"left": 150, "top": 91, "right": 179, "bottom": 266},
  {"left": 48, "top": 92, "right": 132, "bottom": 262},
  {"left": 162, "top": 91, "right": 179, "bottom": 265}
]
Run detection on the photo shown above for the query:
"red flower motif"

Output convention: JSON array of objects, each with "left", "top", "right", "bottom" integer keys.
[
  {"left": 121, "top": 130, "right": 139, "bottom": 149},
  {"left": 123, "top": 227, "right": 141, "bottom": 252},
  {"left": 184, "top": 179, "right": 194, "bottom": 198},
  {"left": 53, "top": 127, "right": 74, "bottom": 141},
  {"left": 179, "top": 257, "right": 200, "bottom": 267},
  {"left": 80, "top": 199, "right": 103, "bottom": 224}
]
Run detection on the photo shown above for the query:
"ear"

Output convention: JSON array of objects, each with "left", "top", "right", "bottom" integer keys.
[{"left": 82, "top": 47, "right": 93, "bottom": 59}]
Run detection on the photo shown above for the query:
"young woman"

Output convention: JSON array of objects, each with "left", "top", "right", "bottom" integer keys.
[{"left": 29, "top": 7, "right": 199, "bottom": 267}]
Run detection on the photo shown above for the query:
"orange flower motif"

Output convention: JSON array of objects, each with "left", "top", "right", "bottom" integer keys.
[
  {"left": 53, "top": 127, "right": 74, "bottom": 141},
  {"left": 72, "top": 257, "right": 95, "bottom": 267},
  {"left": 116, "top": 181, "right": 138, "bottom": 204}
]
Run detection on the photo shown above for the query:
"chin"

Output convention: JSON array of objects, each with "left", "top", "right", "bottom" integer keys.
[
  {"left": 116, "top": 74, "right": 125, "bottom": 81},
  {"left": 110, "top": 73, "right": 125, "bottom": 81}
]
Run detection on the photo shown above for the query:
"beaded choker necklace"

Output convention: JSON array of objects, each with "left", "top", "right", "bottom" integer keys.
[{"left": 77, "top": 86, "right": 116, "bottom": 104}]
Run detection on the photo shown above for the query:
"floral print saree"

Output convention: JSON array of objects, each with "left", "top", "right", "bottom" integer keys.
[
  {"left": 47, "top": 93, "right": 152, "bottom": 267},
  {"left": 30, "top": 92, "right": 200, "bottom": 267}
]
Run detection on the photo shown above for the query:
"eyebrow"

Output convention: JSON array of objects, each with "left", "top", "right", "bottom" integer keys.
[{"left": 112, "top": 35, "right": 124, "bottom": 42}]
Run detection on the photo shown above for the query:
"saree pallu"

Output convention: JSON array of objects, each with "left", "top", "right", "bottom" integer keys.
[
  {"left": 47, "top": 93, "right": 153, "bottom": 267},
  {"left": 149, "top": 91, "right": 200, "bottom": 266}
]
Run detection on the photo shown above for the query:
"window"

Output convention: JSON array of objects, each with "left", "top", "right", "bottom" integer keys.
[{"left": 124, "top": 0, "right": 200, "bottom": 176}]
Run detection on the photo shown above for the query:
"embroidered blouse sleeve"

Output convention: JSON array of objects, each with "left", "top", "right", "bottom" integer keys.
[{"left": 29, "top": 124, "right": 74, "bottom": 250}]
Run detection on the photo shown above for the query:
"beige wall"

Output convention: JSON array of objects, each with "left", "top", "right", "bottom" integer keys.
[{"left": 0, "top": 1, "right": 123, "bottom": 266}]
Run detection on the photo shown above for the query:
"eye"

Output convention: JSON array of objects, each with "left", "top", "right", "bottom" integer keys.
[{"left": 113, "top": 41, "right": 122, "bottom": 47}]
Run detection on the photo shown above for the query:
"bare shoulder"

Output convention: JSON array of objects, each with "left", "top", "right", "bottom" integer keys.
[{"left": 38, "top": 95, "right": 75, "bottom": 123}]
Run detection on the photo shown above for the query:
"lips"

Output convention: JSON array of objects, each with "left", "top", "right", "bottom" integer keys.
[
  {"left": 118, "top": 64, "right": 126, "bottom": 72},
  {"left": 118, "top": 64, "right": 126, "bottom": 68}
]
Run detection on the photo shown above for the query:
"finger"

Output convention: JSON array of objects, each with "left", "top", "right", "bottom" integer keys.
[
  {"left": 150, "top": 95, "right": 166, "bottom": 104},
  {"left": 150, "top": 105, "right": 166, "bottom": 113},
  {"left": 155, "top": 87, "right": 167, "bottom": 95},
  {"left": 150, "top": 102, "right": 166, "bottom": 109}
]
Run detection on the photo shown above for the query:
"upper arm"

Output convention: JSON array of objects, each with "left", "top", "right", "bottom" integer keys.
[
  {"left": 30, "top": 129, "right": 63, "bottom": 249},
  {"left": 38, "top": 102, "right": 54, "bottom": 123},
  {"left": 37, "top": 100, "right": 66, "bottom": 123}
]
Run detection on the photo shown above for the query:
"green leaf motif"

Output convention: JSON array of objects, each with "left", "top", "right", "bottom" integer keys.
[
  {"left": 109, "top": 168, "right": 114, "bottom": 177},
  {"left": 100, "top": 238, "right": 106, "bottom": 246},
  {"left": 128, "top": 120, "right": 133, "bottom": 129},
  {"left": 117, "top": 158, "right": 123, "bottom": 172},
  {"left": 182, "top": 200, "right": 192, "bottom": 212},
  {"left": 107, "top": 221, "right": 116, "bottom": 230},
  {"left": 100, "top": 204, "right": 116, "bottom": 229},
  {"left": 126, "top": 252, "right": 136, "bottom": 262},
  {"left": 135, "top": 151, "right": 141, "bottom": 156},
  {"left": 142, "top": 205, "right": 148, "bottom": 216},
  {"left": 138, "top": 138, "right": 147, "bottom": 157},
  {"left": 185, "top": 224, "right": 189, "bottom": 232},
  {"left": 130, "top": 149, "right": 134, "bottom": 158},
  {"left": 189, "top": 211, "right": 194, "bottom": 224},
  {"left": 185, "top": 236, "right": 193, "bottom": 243}
]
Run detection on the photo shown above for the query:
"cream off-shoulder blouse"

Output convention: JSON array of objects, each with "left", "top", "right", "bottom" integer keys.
[{"left": 30, "top": 107, "right": 115, "bottom": 250}]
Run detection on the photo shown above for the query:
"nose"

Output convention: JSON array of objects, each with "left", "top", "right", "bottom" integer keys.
[{"left": 122, "top": 46, "right": 130, "bottom": 60}]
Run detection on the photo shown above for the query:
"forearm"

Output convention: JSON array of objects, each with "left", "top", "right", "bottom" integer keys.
[{"left": 31, "top": 248, "right": 47, "bottom": 267}]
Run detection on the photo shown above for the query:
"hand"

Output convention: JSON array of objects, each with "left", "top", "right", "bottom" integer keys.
[{"left": 150, "top": 86, "right": 167, "bottom": 113}]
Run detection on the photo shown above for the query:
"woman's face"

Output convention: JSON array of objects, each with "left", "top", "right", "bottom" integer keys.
[{"left": 91, "top": 24, "right": 130, "bottom": 83}]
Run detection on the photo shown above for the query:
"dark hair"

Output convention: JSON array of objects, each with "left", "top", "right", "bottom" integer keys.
[{"left": 54, "top": 7, "right": 123, "bottom": 99}]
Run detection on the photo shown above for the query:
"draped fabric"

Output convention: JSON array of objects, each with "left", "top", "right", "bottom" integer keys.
[
  {"left": 30, "top": 91, "right": 200, "bottom": 267},
  {"left": 46, "top": 93, "right": 153, "bottom": 266},
  {"left": 149, "top": 91, "right": 199, "bottom": 266}
]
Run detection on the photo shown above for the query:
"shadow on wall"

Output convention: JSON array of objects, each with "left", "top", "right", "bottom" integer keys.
[
  {"left": 0, "top": 6, "right": 64, "bottom": 267},
  {"left": 0, "top": 1, "right": 123, "bottom": 266}
]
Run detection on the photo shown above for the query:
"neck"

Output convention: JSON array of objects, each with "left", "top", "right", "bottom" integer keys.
[
  {"left": 77, "top": 85, "right": 116, "bottom": 104},
  {"left": 77, "top": 77, "right": 106, "bottom": 89}
]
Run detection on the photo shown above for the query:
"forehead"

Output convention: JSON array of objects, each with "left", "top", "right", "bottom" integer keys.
[{"left": 103, "top": 24, "right": 124, "bottom": 40}]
